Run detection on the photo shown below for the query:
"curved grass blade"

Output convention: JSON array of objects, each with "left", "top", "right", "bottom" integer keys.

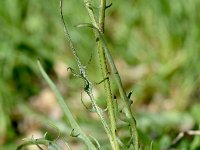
[{"left": 37, "top": 60, "right": 97, "bottom": 150}]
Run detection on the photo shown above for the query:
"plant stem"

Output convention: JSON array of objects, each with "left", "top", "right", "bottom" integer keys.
[
  {"left": 83, "top": 0, "right": 120, "bottom": 150},
  {"left": 97, "top": 45, "right": 119, "bottom": 149},
  {"left": 83, "top": 0, "right": 99, "bottom": 28},
  {"left": 99, "top": 0, "right": 106, "bottom": 33},
  {"left": 95, "top": 31, "right": 139, "bottom": 150},
  {"left": 98, "top": 0, "right": 119, "bottom": 150}
]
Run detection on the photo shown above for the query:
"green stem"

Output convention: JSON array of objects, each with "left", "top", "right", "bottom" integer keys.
[
  {"left": 97, "top": 44, "right": 119, "bottom": 150},
  {"left": 96, "top": 31, "right": 139, "bottom": 150},
  {"left": 99, "top": 0, "right": 106, "bottom": 33},
  {"left": 98, "top": 0, "right": 119, "bottom": 149},
  {"left": 83, "top": 0, "right": 119, "bottom": 150},
  {"left": 83, "top": 0, "right": 99, "bottom": 28}
]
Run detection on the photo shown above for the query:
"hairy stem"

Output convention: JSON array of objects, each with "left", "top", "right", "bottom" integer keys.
[
  {"left": 98, "top": 0, "right": 119, "bottom": 149},
  {"left": 99, "top": 0, "right": 106, "bottom": 33},
  {"left": 97, "top": 42, "right": 119, "bottom": 150},
  {"left": 83, "top": 0, "right": 98, "bottom": 27},
  {"left": 83, "top": 0, "right": 119, "bottom": 149},
  {"left": 96, "top": 30, "right": 139, "bottom": 150}
]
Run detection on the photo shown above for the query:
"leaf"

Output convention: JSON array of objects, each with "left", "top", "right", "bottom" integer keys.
[{"left": 75, "top": 23, "right": 97, "bottom": 30}]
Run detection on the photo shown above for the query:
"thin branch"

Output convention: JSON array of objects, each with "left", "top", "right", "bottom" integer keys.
[
  {"left": 99, "top": 0, "right": 106, "bottom": 33},
  {"left": 60, "top": 0, "right": 115, "bottom": 148},
  {"left": 83, "top": 1, "right": 120, "bottom": 149}
]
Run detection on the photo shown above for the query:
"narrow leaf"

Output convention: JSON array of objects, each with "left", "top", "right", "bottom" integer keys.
[{"left": 37, "top": 60, "right": 97, "bottom": 150}]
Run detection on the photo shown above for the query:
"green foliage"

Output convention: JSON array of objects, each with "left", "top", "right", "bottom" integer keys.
[
  {"left": 0, "top": 0, "right": 200, "bottom": 149},
  {"left": 0, "top": 0, "right": 57, "bottom": 147}
]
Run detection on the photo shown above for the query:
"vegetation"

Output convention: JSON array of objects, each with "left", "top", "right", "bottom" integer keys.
[{"left": 0, "top": 0, "right": 200, "bottom": 149}]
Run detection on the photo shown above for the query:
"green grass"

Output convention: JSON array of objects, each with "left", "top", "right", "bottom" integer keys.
[{"left": 0, "top": 0, "right": 200, "bottom": 149}]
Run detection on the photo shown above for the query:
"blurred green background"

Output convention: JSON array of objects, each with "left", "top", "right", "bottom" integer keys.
[{"left": 0, "top": 0, "right": 200, "bottom": 149}]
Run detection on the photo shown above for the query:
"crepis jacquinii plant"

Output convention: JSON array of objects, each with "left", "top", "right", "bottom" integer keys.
[{"left": 17, "top": 0, "right": 139, "bottom": 149}]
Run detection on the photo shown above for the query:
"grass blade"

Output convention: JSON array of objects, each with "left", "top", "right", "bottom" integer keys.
[{"left": 37, "top": 60, "right": 97, "bottom": 150}]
